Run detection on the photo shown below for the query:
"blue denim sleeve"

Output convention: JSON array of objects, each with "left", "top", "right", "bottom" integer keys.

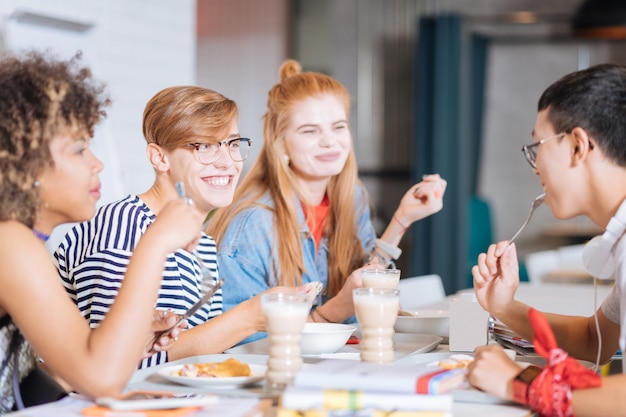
[
  {"left": 355, "top": 184, "right": 377, "bottom": 255},
  {"left": 216, "top": 205, "right": 278, "bottom": 344},
  {"left": 217, "top": 206, "right": 275, "bottom": 313}
]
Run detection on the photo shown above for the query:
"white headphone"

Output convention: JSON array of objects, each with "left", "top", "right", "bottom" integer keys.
[{"left": 582, "top": 200, "right": 626, "bottom": 279}]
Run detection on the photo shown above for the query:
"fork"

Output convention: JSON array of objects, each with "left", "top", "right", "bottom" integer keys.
[
  {"left": 152, "top": 182, "right": 223, "bottom": 341},
  {"left": 507, "top": 193, "right": 545, "bottom": 246},
  {"left": 153, "top": 253, "right": 223, "bottom": 343}
]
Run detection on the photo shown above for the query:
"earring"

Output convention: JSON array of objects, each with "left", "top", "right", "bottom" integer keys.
[
  {"left": 282, "top": 154, "right": 290, "bottom": 165},
  {"left": 34, "top": 180, "right": 40, "bottom": 188}
]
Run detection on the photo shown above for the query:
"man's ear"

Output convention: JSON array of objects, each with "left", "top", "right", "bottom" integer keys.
[
  {"left": 570, "top": 127, "right": 592, "bottom": 166},
  {"left": 146, "top": 143, "right": 170, "bottom": 172}
]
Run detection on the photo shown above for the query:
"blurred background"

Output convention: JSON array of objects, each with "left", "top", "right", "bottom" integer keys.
[{"left": 3, "top": 0, "right": 624, "bottom": 293}]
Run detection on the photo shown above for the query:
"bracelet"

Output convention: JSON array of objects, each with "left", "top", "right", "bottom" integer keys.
[
  {"left": 369, "top": 248, "right": 397, "bottom": 269},
  {"left": 370, "top": 248, "right": 392, "bottom": 265},
  {"left": 392, "top": 213, "right": 409, "bottom": 231},
  {"left": 309, "top": 310, "right": 318, "bottom": 323},
  {"left": 314, "top": 306, "right": 333, "bottom": 323},
  {"left": 512, "top": 365, "right": 542, "bottom": 404},
  {"left": 375, "top": 238, "right": 402, "bottom": 260}
]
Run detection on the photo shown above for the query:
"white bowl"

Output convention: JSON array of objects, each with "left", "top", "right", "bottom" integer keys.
[
  {"left": 300, "top": 323, "right": 356, "bottom": 355},
  {"left": 394, "top": 309, "right": 449, "bottom": 338}
]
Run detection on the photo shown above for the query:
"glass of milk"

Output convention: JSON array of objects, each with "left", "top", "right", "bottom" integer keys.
[
  {"left": 261, "top": 292, "right": 310, "bottom": 393},
  {"left": 361, "top": 268, "right": 401, "bottom": 289},
  {"left": 353, "top": 288, "right": 400, "bottom": 363}
]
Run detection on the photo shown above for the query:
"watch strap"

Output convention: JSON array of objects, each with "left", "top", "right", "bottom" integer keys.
[{"left": 512, "top": 365, "right": 543, "bottom": 405}]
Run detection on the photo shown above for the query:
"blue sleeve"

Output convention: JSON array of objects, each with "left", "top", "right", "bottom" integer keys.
[
  {"left": 217, "top": 206, "right": 276, "bottom": 313},
  {"left": 216, "top": 206, "right": 278, "bottom": 344},
  {"left": 355, "top": 184, "right": 377, "bottom": 255}
]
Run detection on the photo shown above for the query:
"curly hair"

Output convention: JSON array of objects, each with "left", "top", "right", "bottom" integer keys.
[{"left": 0, "top": 50, "right": 110, "bottom": 228}]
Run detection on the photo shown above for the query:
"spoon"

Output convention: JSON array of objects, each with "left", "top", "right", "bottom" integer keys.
[{"left": 508, "top": 193, "right": 545, "bottom": 246}]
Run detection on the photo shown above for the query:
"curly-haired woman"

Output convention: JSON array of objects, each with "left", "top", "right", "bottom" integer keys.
[{"left": 0, "top": 51, "right": 203, "bottom": 414}]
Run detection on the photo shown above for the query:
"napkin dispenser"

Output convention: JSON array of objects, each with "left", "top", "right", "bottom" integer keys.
[{"left": 449, "top": 293, "right": 490, "bottom": 352}]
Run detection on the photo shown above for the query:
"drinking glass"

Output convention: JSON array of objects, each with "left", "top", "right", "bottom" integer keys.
[
  {"left": 361, "top": 268, "right": 401, "bottom": 289},
  {"left": 261, "top": 292, "right": 310, "bottom": 394},
  {"left": 353, "top": 288, "right": 400, "bottom": 364}
]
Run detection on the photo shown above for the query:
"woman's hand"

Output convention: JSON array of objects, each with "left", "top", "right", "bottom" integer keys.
[
  {"left": 320, "top": 258, "right": 385, "bottom": 321},
  {"left": 148, "top": 198, "right": 205, "bottom": 254},
  {"left": 246, "top": 286, "right": 315, "bottom": 332},
  {"left": 143, "top": 310, "right": 187, "bottom": 358},
  {"left": 472, "top": 241, "right": 520, "bottom": 317},
  {"left": 394, "top": 174, "right": 447, "bottom": 227},
  {"left": 467, "top": 345, "right": 523, "bottom": 401}
]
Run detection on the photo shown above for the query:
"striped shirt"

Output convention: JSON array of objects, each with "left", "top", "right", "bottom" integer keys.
[{"left": 54, "top": 195, "right": 222, "bottom": 369}]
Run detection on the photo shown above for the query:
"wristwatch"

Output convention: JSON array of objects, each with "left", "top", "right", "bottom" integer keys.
[{"left": 512, "top": 365, "right": 543, "bottom": 404}]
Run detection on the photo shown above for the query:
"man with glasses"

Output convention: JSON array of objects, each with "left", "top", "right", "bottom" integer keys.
[
  {"left": 467, "top": 64, "right": 626, "bottom": 416},
  {"left": 54, "top": 86, "right": 310, "bottom": 369}
]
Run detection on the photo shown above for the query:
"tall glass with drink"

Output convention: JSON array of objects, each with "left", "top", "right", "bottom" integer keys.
[
  {"left": 261, "top": 292, "right": 310, "bottom": 394},
  {"left": 353, "top": 288, "right": 400, "bottom": 364},
  {"left": 361, "top": 268, "right": 401, "bottom": 289}
]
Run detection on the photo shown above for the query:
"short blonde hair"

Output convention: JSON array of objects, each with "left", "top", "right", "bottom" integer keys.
[{"left": 142, "top": 86, "right": 238, "bottom": 151}]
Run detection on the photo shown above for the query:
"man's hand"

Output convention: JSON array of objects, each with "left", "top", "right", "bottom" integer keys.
[
  {"left": 473, "top": 241, "right": 522, "bottom": 316},
  {"left": 143, "top": 309, "right": 187, "bottom": 358}
]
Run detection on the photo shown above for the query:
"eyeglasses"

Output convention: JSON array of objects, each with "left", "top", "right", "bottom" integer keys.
[
  {"left": 521, "top": 133, "right": 565, "bottom": 169},
  {"left": 184, "top": 138, "right": 252, "bottom": 165}
]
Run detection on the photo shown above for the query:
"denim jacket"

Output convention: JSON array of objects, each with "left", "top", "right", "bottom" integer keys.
[{"left": 217, "top": 184, "right": 376, "bottom": 342}]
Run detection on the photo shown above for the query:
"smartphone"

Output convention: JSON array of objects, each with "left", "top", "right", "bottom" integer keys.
[{"left": 95, "top": 390, "right": 218, "bottom": 411}]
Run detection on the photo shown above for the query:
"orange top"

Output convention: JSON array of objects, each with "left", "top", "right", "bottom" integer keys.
[{"left": 304, "top": 195, "right": 330, "bottom": 249}]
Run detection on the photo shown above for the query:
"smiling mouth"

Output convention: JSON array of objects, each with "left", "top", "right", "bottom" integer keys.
[
  {"left": 203, "top": 176, "right": 231, "bottom": 187},
  {"left": 315, "top": 153, "right": 341, "bottom": 162}
]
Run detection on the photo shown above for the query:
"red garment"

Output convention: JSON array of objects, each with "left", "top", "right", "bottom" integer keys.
[
  {"left": 303, "top": 195, "right": 330, "bottom": 249},
  {"left": 527, "top": 308, "right": 602, "bottom": 417}
]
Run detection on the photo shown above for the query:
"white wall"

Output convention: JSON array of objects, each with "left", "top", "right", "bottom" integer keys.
[
  {"left": 196, "top": 0, "right": 289, "bottom": 167},
  {"left": 0, "top": 0, "right": 196, "bottom": 248},
  {"left": 0, "top": 0, "right": 196, "bottom": 197}
]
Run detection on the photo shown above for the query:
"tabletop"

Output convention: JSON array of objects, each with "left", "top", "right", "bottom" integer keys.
[
  {"left": 8, "top": 349, "right": 535, "bottom": 417},
  {"left": 12, "top": 282, "right": 607, "bottom": 417}
]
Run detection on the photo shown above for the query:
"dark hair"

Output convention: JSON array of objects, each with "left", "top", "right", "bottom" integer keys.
[
  {"left": 0, "top": 50, "right": 110, "bottom": 227},
  {"left": 538, "top": 63, "right": 626, "bottom": 166}
]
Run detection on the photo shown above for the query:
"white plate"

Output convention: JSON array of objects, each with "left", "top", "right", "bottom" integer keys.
[
  {"left": 158, "top": 363, "right": 266, "bottom": 389},
  {"left": 227, "top": 332, "right": 441, "bottom": 361},
  {"left": 394, "top": 309, "right": 449, "bottom": 338}
]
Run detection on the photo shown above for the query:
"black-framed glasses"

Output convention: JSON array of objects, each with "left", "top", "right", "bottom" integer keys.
[
  {"left": 184, "top": 138, "right": 252, "bottom": 165},
  {"left": 521, "top": 133, "right": 565, "bottom": 169}
]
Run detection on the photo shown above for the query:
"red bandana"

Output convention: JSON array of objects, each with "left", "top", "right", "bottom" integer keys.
[{"left": 527, "top": 308, "right": 602, "bottom": 417}]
